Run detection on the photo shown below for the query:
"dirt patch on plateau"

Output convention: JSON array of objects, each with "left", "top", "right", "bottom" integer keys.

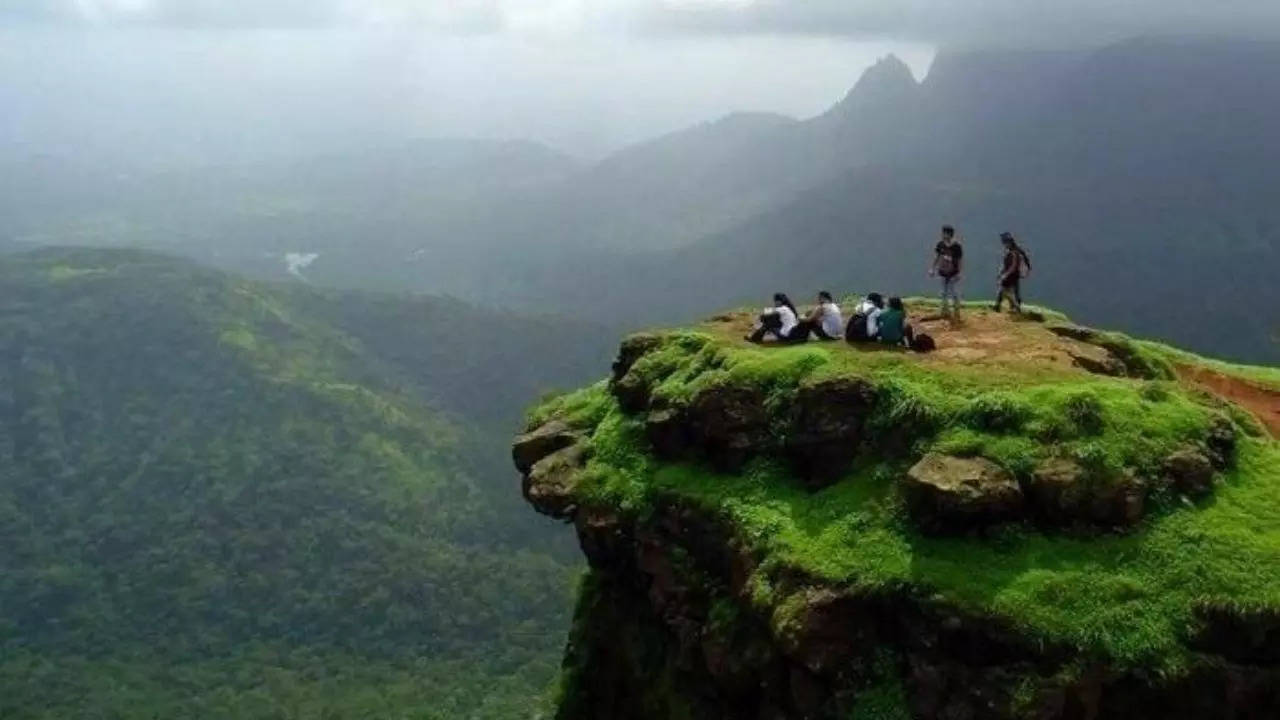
[
  {"left": 708, "top": 306, "right": 1095, "bottom": 376},
  {"left": 1179, "top": 366, "right": 1280, "bottom": 438}
]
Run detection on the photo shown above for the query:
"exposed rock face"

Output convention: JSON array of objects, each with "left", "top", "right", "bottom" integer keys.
[
  {"left": 1026, "top": 459, "right": 1146, "bottom": 527},
  {"left": 516, "top": 419, "right": 590, "bottom": 519},
  {"left": 523, "top": 443, "right": 588, "bottom": 518},
  {"left": 543, "top": 493, "right": 1280, "bottom": 720},
  {"left": 903, "top": 453, "right": 1025, "bottom": 532},
  {"left": 513, "top": 420, "right": 582, "bottom": 474},
  {"left": 686, "top": 385, "right": 772, "bottom": 473},
  {"left": 785, "top": 377, "right": 877, "bottom": 487},
  {"left": 629, "top": 376, "right": 877, "bottom": 486}
]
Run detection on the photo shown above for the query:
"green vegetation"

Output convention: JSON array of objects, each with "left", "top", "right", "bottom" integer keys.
[
  {"left": 0, "top": 248, "right": 609, "bottom": 719},
  {"left": 849, "top": 653, "right": 911, "bottom": 720},
  {"left": 534, "top": 320, "right": 1280, "bottom": 672}
]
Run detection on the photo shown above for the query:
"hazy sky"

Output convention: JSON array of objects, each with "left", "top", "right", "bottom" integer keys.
[
  {"left": 8, "top": 1, "right": 1280, "bottom": 42},
  {"left": 4, "top": 1, "right": 1278, "bottom": 164}
]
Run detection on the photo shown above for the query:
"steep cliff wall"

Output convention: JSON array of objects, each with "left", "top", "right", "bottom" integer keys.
[{"left": 516, "top": 306, "right": 1280, "bottom": 719}]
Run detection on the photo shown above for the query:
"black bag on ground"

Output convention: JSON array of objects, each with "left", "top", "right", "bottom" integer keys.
[
  {"left": 845, "top": 313, "right": 869, "bottom": 342},
  {"left": 911, "top": 333, "right": 937, "bottom": 353}
]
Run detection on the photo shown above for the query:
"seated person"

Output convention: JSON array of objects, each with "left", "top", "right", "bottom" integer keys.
[
  {"left": 875, "top": 297, "right": 917, "bottom": 347},
  {"left": 794, "top": 291, "right": 844, "bottom": 341},
  {"left": 746, "top": 293, "right": 803, "bottom": 344},
  {"left": 845, "top": 293, "right": 885, "bottom": 343}
]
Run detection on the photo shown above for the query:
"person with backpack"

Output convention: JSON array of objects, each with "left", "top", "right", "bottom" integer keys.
[
  {"left": 993, "top": 232, "right": 1032, "bottom": 313},
  {"left": 875, "top": 297, "right": 916, "bottom": 347},
  {"left": 746, "top": 293, "right": 803, "bottom": 344},
  {"left": 845, "top": 293, "right": 885, "bottom": 343},
  {"left": 929, "top": 224, "right": 964, "bottom": 319},
  {"left": 793, "top": 291, "right": 844, "bottom": 341}
]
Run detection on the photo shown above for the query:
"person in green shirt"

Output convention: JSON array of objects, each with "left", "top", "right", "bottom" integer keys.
[{"left": 875, "top": 297, "right": 916, "bottom": 347}]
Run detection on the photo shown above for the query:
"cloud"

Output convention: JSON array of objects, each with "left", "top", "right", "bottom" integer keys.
[
  {"left": 0, "top": 0, "right": 619, "bottom": 32},
  {"left": 4, "top": 0, "right": 1280, "bottom": 44},
  {"left": 0, "top": 0, "right": 334, "bottom": 27},
  {"left": 636, "top": 0, "right": 1280, "bottom": 45}
]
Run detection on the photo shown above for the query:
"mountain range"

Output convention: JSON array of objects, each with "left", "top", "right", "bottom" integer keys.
[{"left": 5, "top": 38, "right": 1276, "bottom": 362}]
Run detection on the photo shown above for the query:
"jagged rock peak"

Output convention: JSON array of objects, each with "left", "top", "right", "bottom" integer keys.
[{"left": 838, "top": 54, "right": 919, "bottom": 103}]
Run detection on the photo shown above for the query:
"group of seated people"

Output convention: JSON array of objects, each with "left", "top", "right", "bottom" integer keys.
[{"left": 746, "top": 291, "right": 922, "bottom": 349}]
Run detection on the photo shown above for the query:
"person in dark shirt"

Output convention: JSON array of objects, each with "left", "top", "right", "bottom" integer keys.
[
  {"left": 875, "top": 297, "right": 916, "bottom": 347},
  {"left": 930, "top": 224, "right": 964, "bottom": 320},
  {"left": 993, "top": 232, "right": 1032, "bottom": 313}
]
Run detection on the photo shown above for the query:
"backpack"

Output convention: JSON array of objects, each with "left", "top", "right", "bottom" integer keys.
[
  {"left": 845, "top": 312, "right": 869, "bottom": 342},
  {"left": 911, "top": 332, "right": 937, "bottom": 353},
  {"left": 1016, "top": 247, "right": 1032, "bottom": 278}
]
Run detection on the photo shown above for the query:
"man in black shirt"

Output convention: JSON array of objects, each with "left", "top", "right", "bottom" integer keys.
[{"left": 930, "top": 225, "right": 964, "bottom": 320}]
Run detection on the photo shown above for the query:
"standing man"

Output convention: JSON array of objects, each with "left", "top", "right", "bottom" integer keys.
[
  {"left": 993, "top": 232, "right": 1032, "bottom": 313},
  {"left": 930, "top": 224, "right": 964, "bottom": 320}
]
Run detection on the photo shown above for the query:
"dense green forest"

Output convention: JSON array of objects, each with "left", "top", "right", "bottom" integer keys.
[{"left": 0, "top": 248, "right": 611, "bottom": 718}]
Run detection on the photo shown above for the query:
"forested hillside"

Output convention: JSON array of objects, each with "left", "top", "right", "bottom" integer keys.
[{"left": 0, "top": 248, "right": 610, "bottom": 719}]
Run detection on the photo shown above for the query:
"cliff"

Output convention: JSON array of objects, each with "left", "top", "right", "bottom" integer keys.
[{"left": 514, "top": 304, "right": 1280, "bottom": 719}]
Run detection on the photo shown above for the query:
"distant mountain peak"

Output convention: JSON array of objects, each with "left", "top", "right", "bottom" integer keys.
[
  {"left": 820, "top": 54, "right": 921, "bottom": 122},
  {"left": 823, "top": 55, "right": 915, "bottom": 111},
  {"left": 849, "top": 54, "right": 918, "bottom": 95}
]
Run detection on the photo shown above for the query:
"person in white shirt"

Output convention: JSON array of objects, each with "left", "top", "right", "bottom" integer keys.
[
  {"left": 847, "top": 293, "right": 885, "bottom": 343},
  {"left": 794, "top": 291, "right": 844, "bottom": 341},
  {"left": 746, "top": 293, "right": 801, "bottom": 343}
]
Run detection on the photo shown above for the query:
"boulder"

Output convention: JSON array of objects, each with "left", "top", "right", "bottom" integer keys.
[
  {"left": 1068, "top": 349, "right": 1127, "bottom": 377},
  {"left": 611, "top": 333, "right": 664, "bottom": 384},
  {"left": 1049, "top": 325, "right": 1171, "bottom": 379},
  {"left": 522, "top": 442, "right": 588, "bottom": 519},
  {"left": 903, "top": 454, "right": 1024, "bottom": 532},
  {"left": 1027, "top": 458, "right": 1146, "bottom": 527},
  {"left": 1048, "top": 324, "right": 1098, "bottom": 343},
  {"left": 784, "top": 376, "right": 877, "bottom": 488},
  {"left": 1162, "top": 449, "right": 1216, "bottom": 498},
  {"left": 612, "top": 371, "right": 654, "bottom": 413},
  {"left": 610, "top": 335, "right": 666, "bottom": 412},
  {"left": 512, "top": 419, "right": 581, "bottom": 474}
]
